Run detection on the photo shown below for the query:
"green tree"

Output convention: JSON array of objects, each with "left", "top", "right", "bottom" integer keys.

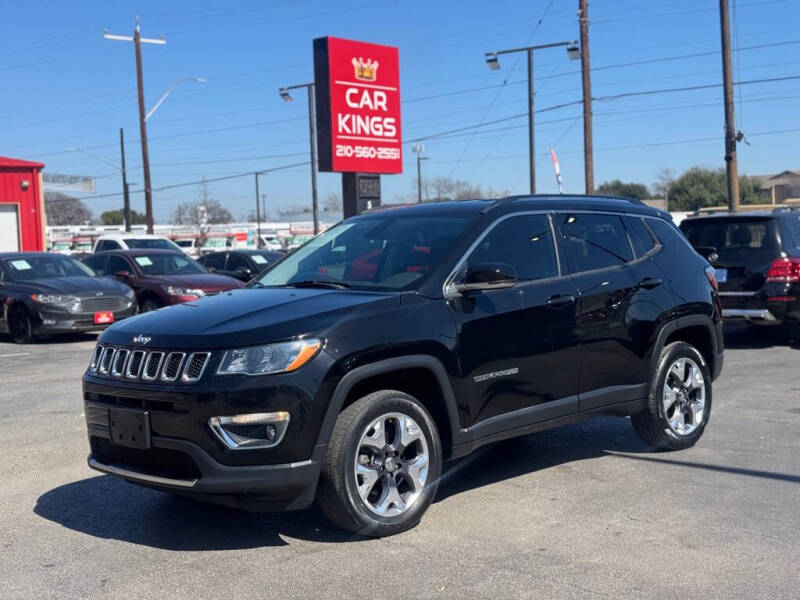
[
  {"left": 666, "top": 167, "right": 762, "bottom": 211},
  {"left": 100, "top": 208, "right": 147, "bottom": 225},
  {"left": 597, "top": 180, "right": 651, "bottom": 200}
]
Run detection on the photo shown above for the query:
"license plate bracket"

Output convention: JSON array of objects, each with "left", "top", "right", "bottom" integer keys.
[
  {"left": 714, "top": 268, "right": 728, "bottom": 283},
  {"left": 94, "top": 311, "right": 114, "bottom": 325},
  {"left": 108, "top": 408, "right": 150, "bottom": 449}
]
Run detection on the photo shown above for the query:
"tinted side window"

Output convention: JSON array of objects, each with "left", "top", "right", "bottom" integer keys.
[
  {"left": 625, "top": 216, "right": 657, "bottom": 257},
  {"left": 106, "top": 255, "right": 130, "bottom": 275},
  {"left": 466, "top": 214, "right": 558, "bottom": 282},
  {"left": 83, "top": 254, "right": 107, "bottom": 275},
  {"left": 202, "top": 253, "right": 227, "bottom": 270},
  {"left": 784, "top": 214, "right": 800, "bottom": 247},
  {"left": 226, "top": 254, "right": 250, "bottom": 271},
  {"left": 561, "top": 213, "right": 633, "bottom": 272}
]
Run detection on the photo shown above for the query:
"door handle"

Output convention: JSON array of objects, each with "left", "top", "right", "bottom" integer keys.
[
  {"left": 546, "top": 294, "right": 575, "bottom": 308},
  {"left": 638, "top": 277, "right": 663, "bottom": 290}
]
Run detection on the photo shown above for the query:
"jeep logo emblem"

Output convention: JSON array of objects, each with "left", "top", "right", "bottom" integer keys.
[{"left": 132, "top": 334, "right": 152, "bottom": 345}]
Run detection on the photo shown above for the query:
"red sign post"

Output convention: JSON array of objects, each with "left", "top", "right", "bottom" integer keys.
[{"left": 313, "top": 36, "right": 402, "bottom": 174}]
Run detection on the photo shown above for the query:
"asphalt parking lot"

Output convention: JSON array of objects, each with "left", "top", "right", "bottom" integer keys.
[{"left": 0, "top": 328, "right": 798, "bottom": 599}]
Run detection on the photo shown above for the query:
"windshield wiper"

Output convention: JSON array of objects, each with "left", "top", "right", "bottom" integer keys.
[{"left": 287, "top": 280, "right": 351, "bottom": 290}]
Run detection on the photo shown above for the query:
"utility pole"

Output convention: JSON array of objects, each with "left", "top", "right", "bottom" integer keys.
[
  {"left": 104, "top": 18, "right": 165, "bottom": 234},
  {"left": 579, "top": 0, "right": 594, "bottom": 195},
  {"left": 254, "top": 173, "right": 262, "bottom": 247},
  {"left": 719, "top": 0, "right": 740, "bottom": 211},
  {"left": 119, "top": 128, "right": 131, "bottom": 232}
]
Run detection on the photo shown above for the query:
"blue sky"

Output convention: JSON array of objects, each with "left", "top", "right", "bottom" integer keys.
[{"left": 1, "top": 0, "right": 798, "bottom": 222}]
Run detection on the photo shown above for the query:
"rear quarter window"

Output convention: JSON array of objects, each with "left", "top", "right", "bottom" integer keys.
[
  {"left": 784, "top": 214, "right": 800, "bottom": 247},
  {"left": 680, "top": 218, "right": 779, "bottom": 251}
]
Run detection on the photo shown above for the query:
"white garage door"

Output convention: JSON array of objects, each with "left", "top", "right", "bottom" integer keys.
[{"left": 0, "top": 204, "right": 21, "bottom": 252}]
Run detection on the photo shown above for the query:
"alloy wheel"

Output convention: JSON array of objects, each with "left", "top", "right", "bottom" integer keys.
[
  {"left": 353, "top": 412, "right": 430, "bottom": 517},
  {"left": 663, "top": 357, "right": 706, "bottom": 436}
]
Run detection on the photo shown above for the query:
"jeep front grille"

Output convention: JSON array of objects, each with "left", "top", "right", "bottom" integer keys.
[{"left": 87, "top": 345, "right": 210, "bottom": 384}]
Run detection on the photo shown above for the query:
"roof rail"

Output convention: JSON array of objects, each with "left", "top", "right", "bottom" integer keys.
[
  {"left": 772, "top": 205, "right": 800, "bottom": 213},
  {"left": 693, "top": 206, "right": 731, "bottom": 216}
]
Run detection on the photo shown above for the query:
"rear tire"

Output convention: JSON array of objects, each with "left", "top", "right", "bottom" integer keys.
[
  {"left": 9, "top": 307, "right": 34, "bottom": 344},
  {"left": 632, "top": 342, "right": 712, "bottom": 450},
  {"left": 317, "top": 390, "right": 442, "bottom": 537}
]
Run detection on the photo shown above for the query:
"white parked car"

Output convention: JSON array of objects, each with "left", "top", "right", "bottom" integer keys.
[
  {"left": 173, "top": 237, "right": 200, "bottom": 257},
  {"left": 259, "top": 235, "right": 284, "bottom": 251},
  {"left": 92, "top": 233, "right": 182, "bottom": 253}
]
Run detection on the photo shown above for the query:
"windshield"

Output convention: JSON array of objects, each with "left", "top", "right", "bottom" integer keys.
[
  {"left": 175, "top": 239, "right": 194, "bottom": 248},
  {"left": 252, "top": 215, "right": 473, "bottom": 291},
  {"left": 3, "top": 255, "right": 95, "bottom": 280},
  {"left": 132, "top": 253, "right": 207, "bottom": 276},
  {"left": 203, "top": 238, "right": 228, "bottom": 248},
  {"left": 52, "top": 242, "right": 71, "bottom": 250},
  {"left": 681, "top": 218, "right": 779, "bottom": 251},
  {"left": 124, "top": 237, "right": 181, "bottom": 251}
]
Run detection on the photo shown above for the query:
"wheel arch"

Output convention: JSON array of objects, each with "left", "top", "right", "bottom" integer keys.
[
  {"left": 318, "top": 355, "right": 463, "bottom": 459},
  {"left": 650, "top": 315, "right": 720, "bottom": 381}
]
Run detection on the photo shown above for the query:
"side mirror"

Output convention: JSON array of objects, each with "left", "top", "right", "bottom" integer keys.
[
  {"left": 114, "top": 270, "right": 134, "bottom": 283},
  {"left": 447, "top": 262, "right": 518, "bottom": 296}
]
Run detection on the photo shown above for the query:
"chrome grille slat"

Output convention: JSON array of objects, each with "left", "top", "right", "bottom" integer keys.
[
  {"left": 181, "top": 353, "right": 210, "bottom": 383},
  {"left": 161, "top": 353, "right": 186, "bottom": 382},
  {"left": 111, "top": 349, "right": 129, "bottom": 377},
  {"left": 126, "top": 350, "right": 146, "bottom": 379},
  {"left": 89, "top": 345, "right": 104, "bottom": 372},
  {"left": 142, "top": 352, "right": 165, "bottom": 381},
  {"left": 98, "top": 347, "right": 116, "bottom": 374},
  {"left": 88, "top": 345, "right": 210, "bottom": 384},
  {"left": 74, "top": 297, "right": 129, "bottom": 313}
]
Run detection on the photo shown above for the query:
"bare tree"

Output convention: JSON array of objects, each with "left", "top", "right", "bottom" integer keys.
[
  {"left": 45, "top": 191, "right": 93, "bottom": 225},
  {"left": 171, "top": 199, "right": 233, "bottom": 226},
  {"left": 323, "top": 192, "right": 342, "bottom": 214},
  {"left": 421, "top": 176, "right": 508, "bottom": 202},
  {"left": 652, "top": 167, "right": 677, "bottom": 199}
]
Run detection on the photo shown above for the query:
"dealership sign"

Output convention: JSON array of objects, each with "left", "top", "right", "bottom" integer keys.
[
  {"left": 42, "top": 172, "right": 96, "bottom": 194},
  {"left": 313, "top": 36, "right": 402, "bottom": 174}
]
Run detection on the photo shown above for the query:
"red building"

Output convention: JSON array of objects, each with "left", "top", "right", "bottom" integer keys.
[{"left": 0, "top": 156, "right": 46, "bottom": 252}]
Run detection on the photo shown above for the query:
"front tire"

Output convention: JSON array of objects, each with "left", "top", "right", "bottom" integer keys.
[
  {"left": 9, "top": 307, "right": 34, "bottom": 344},
  {"left": 318, "top": 390, "right": 442, "bottom": 537},
  {"left": 140, "top": 297, "right": 161, "bottom": 312},
  {"left": 632, "top": 341, "right": 712, "bottom": 450}
]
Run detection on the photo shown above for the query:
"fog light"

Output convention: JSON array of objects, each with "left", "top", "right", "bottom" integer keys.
[
  {"left": 208, "top": 411, "right": 290, "bottom": 450},
  {"left": 43, "top": 319, "right": 56, "bottom": 325}
]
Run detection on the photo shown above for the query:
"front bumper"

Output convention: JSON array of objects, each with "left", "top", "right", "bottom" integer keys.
[
  {"left": 87, "top": 430, "right": 324, "bottom": 510},
  {"left": 82, "top": 349, "right": 337, "bottom": 510},
  {"left": 34, "top": 305, "right": 138, "bottom": 334}
]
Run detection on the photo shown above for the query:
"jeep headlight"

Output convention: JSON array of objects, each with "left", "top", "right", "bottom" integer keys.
[
  {"left": 123, "top": 288, "right": 136, "bottom": 302},
  {"left": 217, "top": 338, "right": 322, "bottom": 376}
]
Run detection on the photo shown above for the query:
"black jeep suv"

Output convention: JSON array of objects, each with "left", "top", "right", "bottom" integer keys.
[
  {"left": 83, "top": 196, "right": 723, "bottom": 536},
  {"left": 680, "top": 207, "right": 800, "bottom": 340}
]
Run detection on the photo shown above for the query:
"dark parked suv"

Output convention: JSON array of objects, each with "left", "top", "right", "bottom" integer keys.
[
  {"left": 680, "top": 207, "right": 800, "bottom": 340},
  {"left": 83, "top": 196, "right": 723, "bottom": 536}
]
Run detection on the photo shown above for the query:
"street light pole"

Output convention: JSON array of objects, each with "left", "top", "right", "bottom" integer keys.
[
  {"left": 279, "top": 83, "right": 319, "bottom": 235},
  {"left": 254, "top": 172, "right": 262, "bottom": 247},
  {"left": 485, "top": 40, "right": 579, "bottom": 195},
  {"left": 412, "top": 143, "right": 428, "bottom": 203}
]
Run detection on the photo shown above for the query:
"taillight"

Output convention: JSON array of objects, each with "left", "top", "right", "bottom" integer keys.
[
  {"left": 705, "top": 265, "right": 718, "bottom": 290},
  {"left": 765, "top": 257, "right": 800, "bottom": 283}
]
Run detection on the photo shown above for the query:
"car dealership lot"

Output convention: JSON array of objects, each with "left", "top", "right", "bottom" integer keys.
[{"left": 0, "top": 330, "right": 797, "bottom": 599}]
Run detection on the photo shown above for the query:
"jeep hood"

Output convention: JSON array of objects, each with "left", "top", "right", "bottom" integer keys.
[{"left": 99, "top": 287, "right": 398, "bottom": 349}]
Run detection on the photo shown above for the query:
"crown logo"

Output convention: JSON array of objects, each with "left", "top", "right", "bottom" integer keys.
[{"left": 352, "top": 57, "right": 379, "bottom": 81}]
